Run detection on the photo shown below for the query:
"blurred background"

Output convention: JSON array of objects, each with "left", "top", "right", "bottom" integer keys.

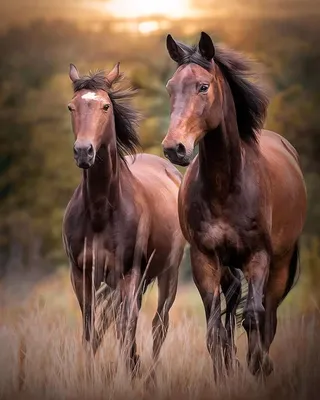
[{"left": 0, "top": 0, "right": 319, "bottom": 306}]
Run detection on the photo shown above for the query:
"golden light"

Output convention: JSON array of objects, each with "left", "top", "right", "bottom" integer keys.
[
  {"left": 104, "top": 0, "right": 191, "bottom": 19},
  {"left": 138, "top": 21, "right": 160, "bottom": 34}
]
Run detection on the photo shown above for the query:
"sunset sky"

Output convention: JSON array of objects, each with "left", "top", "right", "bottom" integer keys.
[
  {"left": 1, "top": 0, "right": 206, "bottom": 33},
  {"left": 2, "top": 0, "right": 199, "bottom": 19},
  {"left": 104, "top": 0, "right": 195, "bottom": 18},
  {"left": 1, "top": 0, "right": 319, "bottom": 32}
]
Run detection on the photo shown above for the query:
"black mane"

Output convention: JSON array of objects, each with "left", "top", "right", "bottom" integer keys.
[
  {"left": 175, "top": 42, "right": 269, "bottom": 145},
  {"left": 73, "top": 71, "right": 140, "bottom": 159}
]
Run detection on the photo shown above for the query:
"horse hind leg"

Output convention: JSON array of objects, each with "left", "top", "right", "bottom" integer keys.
[
  {"left": 152, "top": 266, "right": 179, "bottom": 363},
  {"left": 220, "top": 267, "right": 242, "bottom": 372},
  {"left": 263, "top": 245, "right": 299, "bottom": 369}
]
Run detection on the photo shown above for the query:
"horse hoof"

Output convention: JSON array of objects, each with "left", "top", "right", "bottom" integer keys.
[
  {"left": 260, "top": 354, "right": 274, "bottom": 377},
  {"left": 249, "top": 353, "right": 274, "bottom": 378}
]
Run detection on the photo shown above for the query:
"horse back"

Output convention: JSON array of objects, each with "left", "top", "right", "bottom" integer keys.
[{"left": 126, "top": 153, "right": 182, "bottom": 200}]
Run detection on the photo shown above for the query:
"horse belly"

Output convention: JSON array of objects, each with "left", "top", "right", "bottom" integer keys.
[{"left": 261, "top": 135, "right": 307, "bottom": 253}]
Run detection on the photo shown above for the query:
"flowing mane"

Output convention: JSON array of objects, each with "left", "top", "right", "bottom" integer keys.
[
  {"left": 72, "top": 71, "right": 141, "bottom": 159},
  {"left": 174, "top": 41, "right": 269, "bottom": 145}
]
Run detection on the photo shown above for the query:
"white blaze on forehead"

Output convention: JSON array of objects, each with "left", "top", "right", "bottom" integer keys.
[{"left": 81, "top": 92, "right": 99, "bottom": 101}]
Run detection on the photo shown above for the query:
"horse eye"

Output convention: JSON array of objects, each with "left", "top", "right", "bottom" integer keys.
[
  {"left": 199, "top": 84, "right": 209, "bottom": 93},
  {"left": 103, "top": 104, "right": 110, "bottom": 111}
]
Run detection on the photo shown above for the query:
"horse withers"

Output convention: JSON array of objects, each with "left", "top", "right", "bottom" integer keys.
[
  {"left": 162, "top": 32, "right": 307, "bottom": 379},
  {"left": 62, "top": 62, "right": 185, "bottom": 377}
]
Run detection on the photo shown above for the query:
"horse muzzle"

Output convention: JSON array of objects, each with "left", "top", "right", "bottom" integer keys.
[
  {"left": 73, "top": 140, "right": 95, "bottom": 169},
  {"left": 163, "top": 142, "right": 192, "bottom": 166}
]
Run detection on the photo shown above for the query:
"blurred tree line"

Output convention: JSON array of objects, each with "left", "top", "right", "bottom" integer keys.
[{"left": 0, "top": 13, "right": 319, "bottom": 286}]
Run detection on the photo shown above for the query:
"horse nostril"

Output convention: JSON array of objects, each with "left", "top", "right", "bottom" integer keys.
[
  {"left": 73, "top": 145, "right": 78, "bottom": 157},
  {"left": 163, "top": 147, "right": 175, "bottom": 160},
  {"left": 87, "top": 144, "right": 94, "bottom": 157},
  {"left": 176, "top": 143, "right": 186, "bottom": 158}
]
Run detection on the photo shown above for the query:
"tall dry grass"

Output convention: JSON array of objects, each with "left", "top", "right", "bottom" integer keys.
[{"left": 0, "top": 267, "right": 319, "bottom": 400}]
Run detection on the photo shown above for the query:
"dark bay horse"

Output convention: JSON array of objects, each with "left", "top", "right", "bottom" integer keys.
[
  {"left": 62, "top": 62, "right": 185, "bottom": 376},
  {"left": 162, "top": 32, "right": 307, "bottom": 378}
]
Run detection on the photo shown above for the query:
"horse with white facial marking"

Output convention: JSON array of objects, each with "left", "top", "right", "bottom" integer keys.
[{"left": 62, "top": 63, "right": 185, "bottom": 377}]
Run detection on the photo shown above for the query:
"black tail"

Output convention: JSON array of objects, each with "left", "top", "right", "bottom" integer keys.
[
  {"left": 220, "top": 268, "right": 248, "bottom": 330},
  {"left": 280, "top": 241, "right": 300, "bottom": 303},
  {"left": 235, "top": 270, "right": 248, "bottom": 329}
]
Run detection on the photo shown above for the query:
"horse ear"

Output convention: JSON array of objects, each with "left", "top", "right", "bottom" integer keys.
[
  {"left": 69, "top": 64, "right": 80, "bottom": 82},
  {"left": 198, "top": 31, "right": 215, "bottom": 61},
  {"left": 166, "top": 34, "right": 184, "bottom": 63},
  {"left": 106, "top": 62, "right": 120, "bottom": 86}
]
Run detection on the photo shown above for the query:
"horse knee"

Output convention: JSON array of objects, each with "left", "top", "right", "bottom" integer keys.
[
  {"left": 248, "top": 348, "right": 274, "bottom": 377},
  {"left": 243, "top": 304, "right": 265, "bottom": 332}
]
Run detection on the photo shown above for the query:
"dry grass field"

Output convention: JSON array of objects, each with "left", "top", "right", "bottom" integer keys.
[{"left": 0, "top": 267, "right": 319, "bottom": 400}]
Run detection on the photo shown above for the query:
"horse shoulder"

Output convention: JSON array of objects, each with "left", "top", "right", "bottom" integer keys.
[
  {"left": 177, "top": 157, "right": 200, "bottom": 240},
  {"left": 62, "top": 186, "right": 87, "bottom": 263},
  {"left": 63, "top": 186, "right": 82, "bottom": 233}
]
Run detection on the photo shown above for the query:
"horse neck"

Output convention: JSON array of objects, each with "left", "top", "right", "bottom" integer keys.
[
  {"left": 82, "top": 125, "right": 126, "bottom": 229},
  {"left": 199, "top": 78, "right": 242, "bottom": 201}
]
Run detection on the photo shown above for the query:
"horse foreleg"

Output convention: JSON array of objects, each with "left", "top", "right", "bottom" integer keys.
[
  {"left": 263, "top": 248, "right": 297, "bottom": 366},
  {"left": 93, "top": 285, "right": 121, "bottom": 353},
  {"left": 71, "top": 265, "right": 97, "bottom": 352},
  {"left": 118, "top": 269, "right": 142, "bottom": 378},
  {"left": 220, "top": 267, "right": 242, "bottom": 372},
  {"left": 242, "top": 250, "right": 272, "bottom": 377},
  {"left": 191, "top": 247, "right": 226, "bottom": 382}
]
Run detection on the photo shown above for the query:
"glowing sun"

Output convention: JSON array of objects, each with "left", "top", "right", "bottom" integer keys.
[{"left": 104, "top": 0, "right": 191, "bottom": 19}]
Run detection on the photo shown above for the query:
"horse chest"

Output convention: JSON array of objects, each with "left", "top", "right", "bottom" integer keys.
[
  {"left": 185, "top": 199, "right": 257, "bottom": 267},
  {"left": 64, "top": 206, "right": 139, "bottom": 287}
]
